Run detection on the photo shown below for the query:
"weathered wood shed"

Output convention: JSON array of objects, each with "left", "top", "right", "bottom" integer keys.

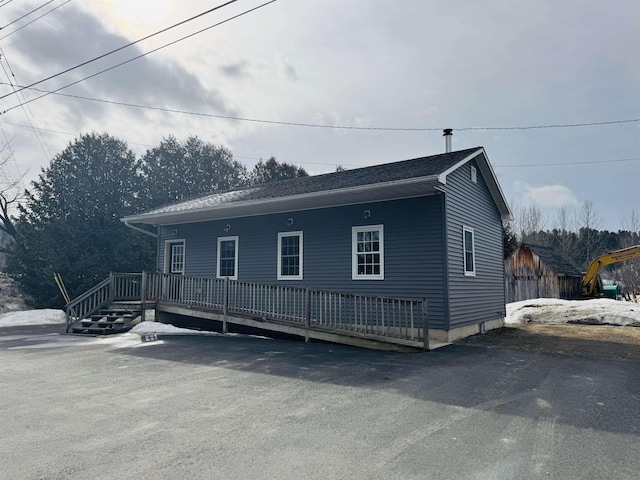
[{"left": 505, "top": 244, "right": 583, "bottom": 302}]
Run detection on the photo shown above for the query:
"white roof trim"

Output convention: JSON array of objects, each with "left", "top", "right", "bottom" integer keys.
[
  {"left": 438, "top": 147, "right": 512, "bottom": 221},
  {"left": 123, "top": 174, "right": 441, "bottom": 225}
]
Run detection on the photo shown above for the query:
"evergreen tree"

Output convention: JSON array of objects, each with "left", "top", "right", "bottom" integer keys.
[
  {"left": 6, "top": 133, "right": 155, "bottom": 307},
  {"left": 140, "top": 135, "right": 247, "bottom": 209},
  {"left": 249, "top": 157, "right": 307, "bottom": 185}
]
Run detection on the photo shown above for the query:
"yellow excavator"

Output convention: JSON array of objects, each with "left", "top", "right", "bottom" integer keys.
[{"left": 581, "top": 245, "right": 640, "bottom": 298}]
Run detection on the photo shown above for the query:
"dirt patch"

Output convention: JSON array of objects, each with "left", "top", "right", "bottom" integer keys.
[{"left": 457, "top": 324, "right": 640, "bottom": 361}]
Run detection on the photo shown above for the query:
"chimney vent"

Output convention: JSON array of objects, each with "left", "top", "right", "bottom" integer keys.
[{"left": 443, "top": 128, "right": 453, "bottom": 153}]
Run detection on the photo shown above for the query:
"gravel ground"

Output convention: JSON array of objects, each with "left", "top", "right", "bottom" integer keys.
[{"left": 457, "top": 324, "right": 640, "bottom": 361}]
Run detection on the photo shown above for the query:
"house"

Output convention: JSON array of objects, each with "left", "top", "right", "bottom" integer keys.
[
  {"left": 122, "top": 146, "right": 511, "bottom": 343},
  {"left": 505, "top": 244, "right": 583, "bottom": 302}
]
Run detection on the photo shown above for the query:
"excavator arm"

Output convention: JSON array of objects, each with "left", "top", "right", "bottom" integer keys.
[{"left": 582, "top": 245, "right": 640, "bottom": 297}]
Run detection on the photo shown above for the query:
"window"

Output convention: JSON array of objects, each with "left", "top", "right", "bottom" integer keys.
[
  {"left": 165, "top": 240, "right": 185, "bottom": 274},
  {"left": 217, "top": 236, "right": 238, "bottom": 279},
  {"left": 470, "top": 165, "right": 477, "bottom": 184},
  {"left": 463, "top": 227, "right": 475, "bottom": 276},
  {"left": 277, "top": 231, "right": 303, "bottom": 280},
  {"left": 352, "top": 225, "right": 384, "bottom": 280}
]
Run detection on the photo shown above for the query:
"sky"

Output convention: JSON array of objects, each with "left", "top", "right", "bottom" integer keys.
[{"left": 0, "top": 0, "right": 638, "bottom": 231}]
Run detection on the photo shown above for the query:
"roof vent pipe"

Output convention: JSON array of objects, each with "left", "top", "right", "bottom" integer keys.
[{"left": 443, "top": 128, "right": 453, "bottom": 153}]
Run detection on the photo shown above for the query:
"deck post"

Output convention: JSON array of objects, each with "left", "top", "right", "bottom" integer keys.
[
  {"left": 422, "top": 299, "right": 429, "bottom": 350},
  {"left": 223, "top": 277, "right": 229, "bottom": 334},
  {"left": 140, "top": 271, "right": 147, "bottom": 323},
  {"left": 304, "top": 287, "right": 311, "bottom": 343},
  {"left": 108, "top": 272, "right": 115, "bottom": 301}
]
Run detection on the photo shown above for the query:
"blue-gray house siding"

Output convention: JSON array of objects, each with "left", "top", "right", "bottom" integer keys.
[
  {"left": 126, "top": 147, "right": 511, "bottom": 336},
  {"left": 445, "top": 160, "right": 506, "bottom": 328},
  {"left": 157, "top": 196, "right": 450, "bottom": 330}
]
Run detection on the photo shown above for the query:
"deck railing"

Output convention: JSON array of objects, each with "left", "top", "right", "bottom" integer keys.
[
  {"left": 66, "top": 272, "right": 428, "bottom": 347},
  {"left": 64, "top": 272, "right": 146, "bottom": 332}
]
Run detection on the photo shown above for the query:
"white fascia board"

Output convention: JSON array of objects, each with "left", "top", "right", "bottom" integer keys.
[
  {"left": 437, "top": 147, "right": 512, "bottom": 221},
  {"left": 121, "top": 175, "right": 440, "bottom": 226}
]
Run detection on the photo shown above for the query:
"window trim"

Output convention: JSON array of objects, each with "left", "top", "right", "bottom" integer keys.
[
  {"left": 216, "top": 236, "right": 239, "bottom": 280},
  {"left": 164, "top": 239, "right": 186, "bottom": 275},
  {"left": 352, "top": 224, "right": 384, "bottom": 280},
  {"left": 470, "top": 165, "right": 477, "bottom": 184},
  {"left": 277, "top": 231, "right": 303, "bottom": 280},
  {"left": 463, "top": 226, "right": 476, "bottom": 277}
]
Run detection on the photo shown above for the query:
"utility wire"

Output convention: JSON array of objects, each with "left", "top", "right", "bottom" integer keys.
[
  {"left": 0, "top": 0, "right": 71, "bottom": 41},
  {"left": 0, "top": 49, "right": 52, "bottom": 159},
  {"left": 2, "top": 119, "right": 636, "bottom": 169},
  {"left": 0, "top": 0, "right": 16, "bottom": 9},
  {"left": 1, "top": 0, "right": 55, "bottom": 30},
  {"left": 0, "top": 0, "right": 237, "bottom": 100},
  {"left": 494, "top": 157, "right": 640, "bottom": 168},
  {"left": 0, "top": 0, "right": 278, "bottom": 114},
  {"left": 3, "top": 82, "right": 640, "bottom": 133}
]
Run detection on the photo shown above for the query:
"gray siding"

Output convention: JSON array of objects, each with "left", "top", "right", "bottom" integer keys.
[
  {"left": 157, "top": 196, "right": 449, "bottom": 329},
  {"left": 445, "top": 160, "right": 506, "bottom": 328}
]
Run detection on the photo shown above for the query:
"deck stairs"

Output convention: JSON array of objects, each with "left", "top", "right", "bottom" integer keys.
[
  {"left": 70, "top": 302, "right": 142, "bottom": 335},
  {"left": 65, "top": 273, "right": 430, "bottom": 350}
]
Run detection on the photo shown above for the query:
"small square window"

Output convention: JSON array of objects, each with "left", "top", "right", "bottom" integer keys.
[{"left": 471, "top": 166, "right": 477, "bottom": 184}]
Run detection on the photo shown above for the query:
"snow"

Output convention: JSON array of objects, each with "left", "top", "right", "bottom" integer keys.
[
  {"left": 506, "top": 298, "right": 640, "bottom": 327},
  {"left": 1, "top": 299, "right": 639, "bottom": 330},
  {"left": 0, "top": 309, "right": 66, "bottom": 327}
]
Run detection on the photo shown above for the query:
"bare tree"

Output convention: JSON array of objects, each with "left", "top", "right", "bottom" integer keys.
[
  {"left": 618, "top": 208, "right": 640, "bottom": 294},
  {"left": 515, "top": 204, "right": 547, "bottom": 245},
  {"left": 0, "top": 142, "right": 24, "bottom": 242},
  {"left": 578, "top": 200, "right": 604, "bottom": 266},
  {"left": 554, "top": 205, "right": 577, "bottom": 262}
]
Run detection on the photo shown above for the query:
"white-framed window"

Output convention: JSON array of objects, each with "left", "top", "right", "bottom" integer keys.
[
  {"left": 463, "top": 226, "right": 476, "bottom": 276},
  {"left": 164, "top": 240, "right": 186, "bottom": 274},
  {"left": 352, "top": 225, "right": 384, "bottom": 280},
  {"left": 470, "top": 165, "right": 477, "bottom": 184},
  {"left": 217, "top": 236, "right": 238, "bottom": 279},
  {"left": 277, "top": 231, "right": 303, "bottom": 280}
]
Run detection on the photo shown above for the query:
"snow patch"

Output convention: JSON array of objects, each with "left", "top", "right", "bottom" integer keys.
[
  {"left": 506, "top": 298, "right": 640, "bottom": 327},
  {"left": 0, "top": 309, "right": 66, "bottom": 327}
]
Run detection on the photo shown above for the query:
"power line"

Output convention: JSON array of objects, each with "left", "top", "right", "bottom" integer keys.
[
  {"left": 0, "top": 0, "right": 71, "bottom": 41},
  {"left": 494, "top": 156, "right": 640, "bottom": 168},
  {"left": 0, "top": 47, "right": 52, "bottom": 159},
  {"left": 2, "top": 118, "right": 635, "bottom": 171},
  {"left": 0, "top": 0, "right": 237, "bottom": 101},
  {"left": 0, "top": 0, "right": 279, "bottom": 114},
  {"left": 4, "top": 82, "right": 640, "bottom": 133},
  {"left": 1, "top": 0, "right": 55, "bottom": 30},
  {"left": 0, "top": 0, "right": 16, "bottom": 9}
]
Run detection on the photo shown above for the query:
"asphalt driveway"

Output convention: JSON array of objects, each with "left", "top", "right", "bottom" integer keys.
[{"left": 1, "top": 325, "right": 638, "bottom": 480}]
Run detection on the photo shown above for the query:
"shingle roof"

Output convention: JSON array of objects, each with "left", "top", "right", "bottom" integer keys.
[
  {"left": 123, "top": 147, "right": 511, "bottom": 225},
  {"left": 525, "top": 244, "right": 582, "bottom": 276}
]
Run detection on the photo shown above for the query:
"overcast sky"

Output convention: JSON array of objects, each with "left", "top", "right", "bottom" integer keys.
[{"left": 0, "top": 0, "right": 638, "bottom": 231}]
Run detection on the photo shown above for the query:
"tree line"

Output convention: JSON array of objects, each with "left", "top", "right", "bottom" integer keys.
[
  {"left": 504, "top": 204, "right": 640, "bottom": 293},
  {"left": 2, "top": 133, "right": 308, "bottom": 307}
]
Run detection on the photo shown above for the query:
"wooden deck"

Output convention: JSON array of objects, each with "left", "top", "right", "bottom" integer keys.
[{"left": 65, "top": 273, "right": 431, "bottom": 351}]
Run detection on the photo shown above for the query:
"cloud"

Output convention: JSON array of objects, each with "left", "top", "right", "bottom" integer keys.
[
  {"left": 518, "top": 182, "right": 580, "bottom": 209},
  {"left": 4, "top": 4, "right": 233, "bottom": 129},
  {"left": 220, "top": 61, "right": 251, "bottom": 79}
]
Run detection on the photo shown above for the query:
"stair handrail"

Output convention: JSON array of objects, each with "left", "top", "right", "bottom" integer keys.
[{"left": 64, "top": 274, "right": 114, "bottom": 332}]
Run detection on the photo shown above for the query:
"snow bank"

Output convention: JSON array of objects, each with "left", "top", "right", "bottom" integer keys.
[
  {"left": 130, "top": 322, "right": 210, "bottom": 335},
  {"left": 506, "top": 298, "right": 640, "bottom": 327},
  {"left": 0, "top": 309, "right": 66, "bottom": 327}
]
